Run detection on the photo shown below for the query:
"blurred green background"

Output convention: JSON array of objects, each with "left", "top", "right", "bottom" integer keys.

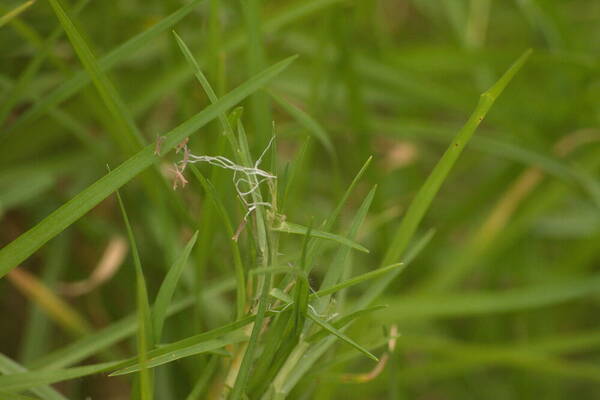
[{"left": 1, "top": 0, "right": 600, "bottom": 398}]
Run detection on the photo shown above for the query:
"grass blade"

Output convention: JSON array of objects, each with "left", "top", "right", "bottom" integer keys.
[
  {"left": 307, "top": 305, "right": 387, "bottom": 343},
  {"left": 272, "top": 221, "right": 369, "bottom": 253},
  {"left": 153, "top": 231, "right": 198, "bottom": 341},
  {"left": 190, "top": 166, "right": 246, "bottom": 318},
  {"left": 116, "top": 192, "right": 153, "bottom": 400},
  {"left": 110, "top": 332, "right": 248, "bottom": 376},
  {"left": 0, "top": 361, "right": 120, "bottom": 392},
  {"left": 312, "top": 262, "right": 404, "bottom": 299},
  {"left": 3, "top": 0, "right": 206, "bottom": 136},
  {"left": 317, "top": 185, "right": 377, "bottom": 303},
  {"left": 0, "top": 354, "right": 67, "bottom": 400},
  {"left": 382, "top": 49, "right": 531, "bottom": 266},
  {"left": 0, "top": 0, "right": 35, "bottom": 29},
  {"left": 241, "top": 0, "right": 271, "bottom": 148},
  {"left": 269, "top": 90, "right": 335, "bottom": 158},
  {"left": 46, "top": 0, "right": 144, "bottom": 152},
  {"left": 307, "top": 311, "right": 378, "bottom": 362},
  {"left": 0, "top": 55, "right": 295, "bottom": 279},
  {"left": 378, "top": 274, "right": 600, "bottom": 321},
  {"left": 7, "top": 268, "right": 91, "bottom": 337}
]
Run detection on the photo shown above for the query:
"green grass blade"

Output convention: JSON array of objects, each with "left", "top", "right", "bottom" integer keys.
[
  {"left": 0, "top": 0, "right": 35, "bottom": 29},
  {"left": 307, "top": 311, "right": 378, "bottom": 362},
  {"left": 3, "top": 317, "right": 253, "bottom": 391},
  {"left": 318, "top": 185, "right": 377, "bottom": 298},
  {"left": 3, "top": 0, "right": 206, "bottom": 136},
  {"left": 353, "top": 229, "right": 435, "bottom": 311},
  {"left": 269, "top": 90, "right": 335, "bottom": 158},
  {"left": 0, "top": 361, "right": 120, "bottom": 392},
  {"left": 292, "top": 225, "right": 312, "bottom": 337},
  {"left": 378, "top": 274, "right": 600, "bottom": 321},
  {"left": 173, "top": 31, "right": 238, "bottom": 151},
  {"left": 46, "top": 0, "right": 144, "bottom": 152},
  {"left": 184, "top": 355, "right": 219, "bottom": 400},
  {"left": 116, "top": 192, "right": 153, "bottom": 400},
  {"left": 153, "top": 231, "right": 198, "bottom": 341},
  {"left": 110, "top": 332, "right": 248, "bottom": 376},
  {"left": 241, "top": 0, "right": 271, "bottom": 148},
  {"left": 280, "top": 137, "right": 311, "bottom": 212},
  {"left": 29, "top": 285, "right": 234, "bottom": 370},
  {"left": 302, "top": 156, "right": 373, "bottom": 274},
  {"left": 307, "top": 305, "right": 387, "bottom": 343},
  {"left": 0, "top": 354, "right": 67, "bottom": 400},
  {"left": 19, "top": 236, "right": 69, "bottom": 363},
  {"left": 312, "top": 263, "right": 404, "bottom": 299},
  {"left": 0, "top": 391, "right": 41, "bottom": 400},
  {"left": 0, "top": 55, "right": 295, "bottom": 278},
  {"left": 272, "top": 221, "right": 369, "bottom": 253},
  {"left": 382, "top": 50, "right": 531, "bottom": 266},
  {"left": 0, "top": 0, "right": 89, "bottom": 126},
  {"left": 173, "top": 32, "right": 249, "bottom": 318}
]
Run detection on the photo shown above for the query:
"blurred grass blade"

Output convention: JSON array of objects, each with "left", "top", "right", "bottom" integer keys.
[
  {"left": 312, "top": 263, "right": 404, "bottom": 299},
  {"left": 0, "top": 0, "right": 35, "bottom": 29},
  {"left": 304, "top": 156, "right": 373, "bottom": 273},
  {"left": 0, "top": 354, "right": 67, "bottom": 400},
  {"left": 190, "top": 166, "right": 246, "bottom": 318},
  {"left": 184, "top": 355, "right": 219, "bottom": 400},
  {"left": 2, "top": 316, "right": 252, "bottom": 390},
  {"left": 318, "top": 185, "right": 377, "bottom": 300},
  {"left": 7, "top": 269, "right": 91, "bottom": 337},
  {"left": 173, "top": 32, "right": 248, "bottom": 317},
  {"left": 273, "top": 221, "right": 369, "bottom": 253},
  {"left": 173, "top": 31, "right": 238, "bottom": 150},
  {"left": 29, "top": 289, "right": 232, "bottom": 369},
  {"left": 354, "top": 229, "right": 435, "bottom": 311},
  {"left": 0, "top": 361, "right": 120, "bottom": 392},
  {"left": 307, "top": 312, "right": 378, "bottom": 362},
  {"left": 269, "top": 90, "right": 335, "bottom": 158},
  {"left": 3, "top": 0, "right": 206, "bottom": 136},
  {"left": 47, "top": 0, "right": 143, "bottom": 153},
  {"left": 116, "top": 192, "right": 153, "bottom": 400},
  {"left": 20, "top": 236, "right": 69, "bottom": 363},
  {"left": 382, "top": 50, "right": 532, "bottom": 265},
  {"left": 0, "top": 391, "right": 40, "bottom": 400},
  {"left": 0, "top": 55, "right": 295, "bottom": 279},
  {"left": 110, "top": 332, "right": 248, "bottom": 376},
  {"left": 153, "top": 231, "right": 198, "bottom": 341},
  {"left": 241, "top": 0, "right": 271, "bottom": 148},
  {"left": 0, "top": 0, "right": 89, "bottom": 127},
  {"left": 307, "top": 305, "right": 387, "bottom": 343},
  {"left": 379, "top": 274, "right": 600, "bottom": 320},
  {"left": 292, "top": 225, "right": 312, "bottom": 337}
]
